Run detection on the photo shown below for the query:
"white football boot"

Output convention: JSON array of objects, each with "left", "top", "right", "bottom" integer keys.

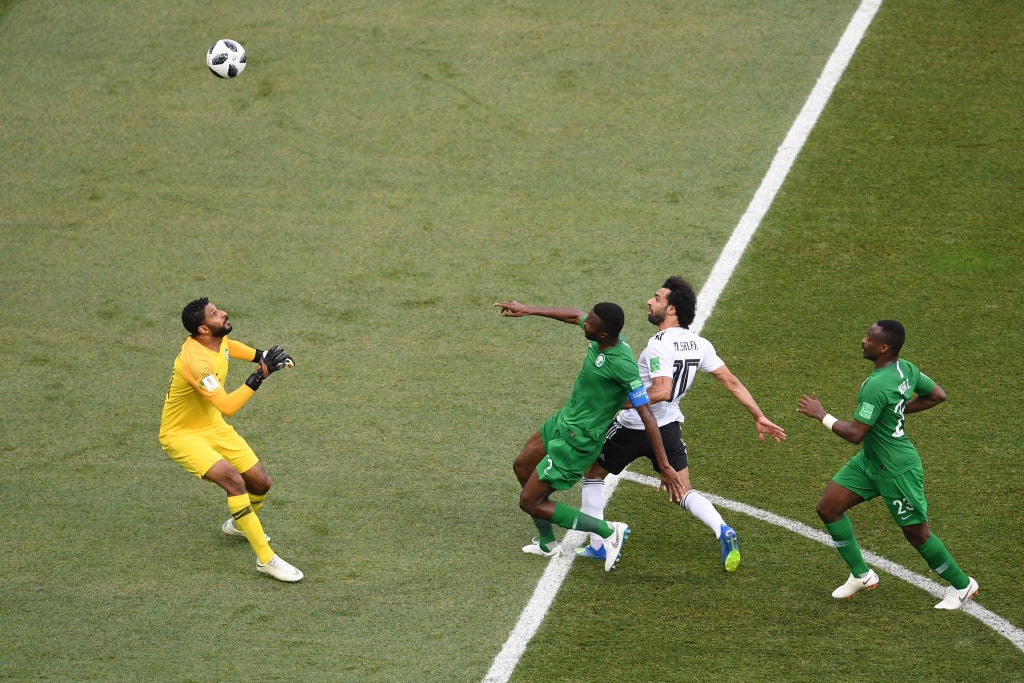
[
  {"left": 934, "top": 577, "right": 979, "bottom": 610},
  {"left": 832, "top": 569, "right": 879, "bottom": 599}
]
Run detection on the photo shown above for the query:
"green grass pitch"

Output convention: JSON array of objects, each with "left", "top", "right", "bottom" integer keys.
[{"left": 0, "top": 1, "right": 1020, "bottom": 681}]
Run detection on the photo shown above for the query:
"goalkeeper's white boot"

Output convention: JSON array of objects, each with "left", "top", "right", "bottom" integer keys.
[
  {"left": 256, "top": 554, "right": 303, "bottom": 582},
  {"left": 222, "top": 518, "right": 269, "bottom": 541},
  {"left": 832, "top": 569, "right": 879, "bottom": 599}
]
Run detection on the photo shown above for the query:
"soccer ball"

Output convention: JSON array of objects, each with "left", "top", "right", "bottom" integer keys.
[{"left": 207, "top": 39, "right": 246, "bottom": 79}]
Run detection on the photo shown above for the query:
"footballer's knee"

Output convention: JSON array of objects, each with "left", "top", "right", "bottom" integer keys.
[
  {"left": 816, "top": 498, "right": 841, "bottom": 524},
  {"left": 518, "top": 494, "right": 540, "bottom": 517},
  {"left": 518, "top": 485, "right": 547, "bottom": 518},
  {"left": 241, "top": 463, "right": 272, "bottom": 495},
  {"left": 205, "top": 463, "right": 247, "bottom": 496},
  {"left": 902, "top": 523, "right": 931, "bottom": 547}
]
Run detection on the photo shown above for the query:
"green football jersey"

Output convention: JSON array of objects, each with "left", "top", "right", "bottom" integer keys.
[
  {"left": 556, "top": 321, "right": 649, "bottom": 447},
  {"left": 854, "top": 358, "right": 936, "bottom": 477}
]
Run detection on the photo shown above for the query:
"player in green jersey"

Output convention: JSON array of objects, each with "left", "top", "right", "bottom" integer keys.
[
  {"left": 496, "top": 300, "right": 686, "bottom": 572},
  {"left": 798, "top": 320, "right": 978, "bottom": 610}
]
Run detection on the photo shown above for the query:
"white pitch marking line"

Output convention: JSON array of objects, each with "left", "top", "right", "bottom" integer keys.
[
  {"left": 619, "top": 470, "right": 1024, "bottom": 654},
  {"left": 485, "top": 1, "right": 893, "bottom": 681},
  {"left": 480, "top": 473, "right": 624, "bottom": 683}
]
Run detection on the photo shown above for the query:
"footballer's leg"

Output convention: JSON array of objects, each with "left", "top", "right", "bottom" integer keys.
[
  {"left": 889, "top": 473, "right": 977, "bottom": 609},
  {"left": 578, "top": 423, "right": 640, "bottom": 554},
  {"left": 818, "top": 477, "right": 875, "bottom": 596},
  {"left": 218, "top": 435, "right": 273, "bottom": 537},
  {"left": 513, "top": 431, "right": 547, "bottom": 486},
  {"left": 525, "top": 445, "right": 629, "bottom": 572},
  {"left": 205, "top": 461, "right": 302, "bottom": 582},
  {"left": 579, "top": 473, "right": 608, "bottom": 556},
  {"left": 240, "top": 462, "right": 271, "bottom": 516},
  {"left": 661, "top": 428, "right": 739, "bottom": 569},
  {"left": 205, "top": 461, "right": 274, "bottom": 562},
  {"left": 222, "top": 434, "right": 271, "bottom": 514},
  {"left": 513, "top": 432, "right": 560, "bottom": 552}
]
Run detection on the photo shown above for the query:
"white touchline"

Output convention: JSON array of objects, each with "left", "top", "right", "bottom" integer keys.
[{"left": 484, "top": 1, "right": 1019, "bottom": 680}]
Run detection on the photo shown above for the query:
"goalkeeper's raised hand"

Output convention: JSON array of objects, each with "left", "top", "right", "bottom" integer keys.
[
  {"left": 260, "top": 344, "right": 294, "bottom": 374},
  {"left": 245, "top": 345, "right": 294, "bottom": 391}
]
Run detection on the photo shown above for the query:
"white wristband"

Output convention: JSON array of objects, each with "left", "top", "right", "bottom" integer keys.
[{"left": 822, "top": 414, "right": 838, "bottom": 431}]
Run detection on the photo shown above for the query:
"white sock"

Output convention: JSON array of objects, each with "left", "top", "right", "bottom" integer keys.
[
  {"left": 682, "top": 490, "right": 726, "bottom": 537},
  {"left": 581, "top": 478, "right": 606, "bottom": 549}
]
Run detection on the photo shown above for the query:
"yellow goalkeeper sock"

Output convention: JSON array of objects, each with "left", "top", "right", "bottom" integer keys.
[
  {"left": 227, "top": 494, "right": 274, "bottom": 564},
  {"left": 248, "top": 492, "right": 267, "bottom": 514}
]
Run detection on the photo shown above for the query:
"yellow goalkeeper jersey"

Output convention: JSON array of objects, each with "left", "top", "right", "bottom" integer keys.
[{"left": 159, "top": 336, "right": 258, "bottom": 439}]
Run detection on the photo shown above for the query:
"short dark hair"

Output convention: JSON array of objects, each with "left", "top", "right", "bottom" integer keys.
[
  {"left": 182, "top": 297, "right": 210, "bottom": 335},
  {"left": 663, "top": 276, "right": 697, "bottom": 328},
  {"left": 876, "top": 319, "right": 905, "bottom": 354},
  {"left": 592, "top": 302, "right": 625, "bottom": 338}
]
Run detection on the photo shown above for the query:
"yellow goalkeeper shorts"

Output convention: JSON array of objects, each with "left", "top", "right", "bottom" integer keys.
[{"left": 161, "top": 425, "right": 259, "bottom": 478}]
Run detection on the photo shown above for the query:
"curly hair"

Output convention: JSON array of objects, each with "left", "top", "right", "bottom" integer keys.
[
  {"left": 181, "top": 297, "right": 210, "bottom": 335},
  {"left": 662, "top": 276, "right": 697, "bottom": 328}
]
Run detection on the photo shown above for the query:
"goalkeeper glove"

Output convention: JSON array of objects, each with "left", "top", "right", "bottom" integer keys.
[
  {"left": 246, "top": 345, "right": 294, "bottom": 391},
  {"left": 255, "top": 345, "right": 295, "bottom": 373},
  {"left": 245, "top": 365, "right": 267, "bottom": 391},
  {"left": 260, "top": 344, "right": 293, "bottom": 374}
]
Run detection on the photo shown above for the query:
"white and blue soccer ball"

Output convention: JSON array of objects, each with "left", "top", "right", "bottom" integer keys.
[{"left": 207, "top": 39, "right": 246, "bottom": 79}]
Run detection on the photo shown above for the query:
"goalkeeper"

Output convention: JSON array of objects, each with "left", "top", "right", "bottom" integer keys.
[{"left": 159, "top": 298, "right": 302, "bottom": 582}]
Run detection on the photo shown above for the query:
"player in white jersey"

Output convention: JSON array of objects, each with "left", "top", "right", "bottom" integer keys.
[{"left": 576, "top": 277, "right": 787, "bottom": 570}]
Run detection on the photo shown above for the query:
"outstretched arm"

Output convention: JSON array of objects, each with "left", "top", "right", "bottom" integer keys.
[
  {"left": 494, "top": 300, "right": 584, "bottom": 325},
  {"left": 797, "top": 391, "right": 871, "bottom": 445},
  {"left": 710, "top": 365, "right": 787, "bottom": 442}
]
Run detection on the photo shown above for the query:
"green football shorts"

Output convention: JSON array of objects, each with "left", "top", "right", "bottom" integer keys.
[
  {"left": 537, "top": 414, "right": 601, "bottom": 491},
  {"left": 832, "top": 451, "right": 928, "bottom": 526}
]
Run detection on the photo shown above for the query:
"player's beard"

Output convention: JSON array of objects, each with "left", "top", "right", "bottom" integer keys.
[
  {"left": 648, "top": 309, "right": 666, "bottom": 326},
  {"left": 210, "top": 320, "right": 232, "bottom": 337}
]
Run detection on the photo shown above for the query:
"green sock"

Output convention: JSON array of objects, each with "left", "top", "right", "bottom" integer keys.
[
  {"left": 531, "top": 517, "right": 557, "bottom": 551},
  {"left": 551, "top": 502, "right": 612, "bottom": 537},
  {"left": 916, "top": 534, "right": 970, "bottom": 590},
  {"left": 825, "top": 516, "right": 870, "bottom": 577}
]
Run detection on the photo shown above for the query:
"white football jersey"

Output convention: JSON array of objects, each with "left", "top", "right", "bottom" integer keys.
[{"left": 616, "top": 326, "right": 724, "bottom": 429}]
